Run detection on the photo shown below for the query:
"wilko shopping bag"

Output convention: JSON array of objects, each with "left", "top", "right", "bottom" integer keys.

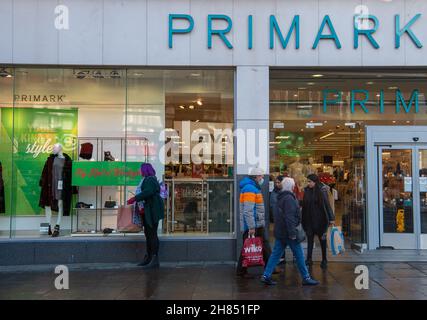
[
  {"left": 327, "top": 226, "right": 345, "bottom": 256},
  {"left": 241, "top": 236, "right": 265, "bottom": 267}
]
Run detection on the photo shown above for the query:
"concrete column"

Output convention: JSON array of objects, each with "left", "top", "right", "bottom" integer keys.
[{"left": 234, "top": 66, "right": 270, "bottom": 261}]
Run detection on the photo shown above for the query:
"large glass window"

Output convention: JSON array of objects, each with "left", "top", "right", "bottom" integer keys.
[
  {"left": 270, "top": 69, "right": 427, "bottom": 246},
  {"left": 0, "top": 67, "right": 234, "bottom": 238}
]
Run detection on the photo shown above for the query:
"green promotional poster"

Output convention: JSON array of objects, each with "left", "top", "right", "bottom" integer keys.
[
  {"left": 0, "top": 108, "right": 78, "bottom": 216},
  {"left": 72, "top": 162, "right": 141, "bottom": 186}
]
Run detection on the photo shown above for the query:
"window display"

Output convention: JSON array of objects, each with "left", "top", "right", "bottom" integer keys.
[{"left": 0, "top": 67, "right": 234, "bottom": 238}]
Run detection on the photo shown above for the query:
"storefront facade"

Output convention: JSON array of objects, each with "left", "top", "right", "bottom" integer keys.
[{"left": 1, "top": 0, "right": 427, "bottom": 264}]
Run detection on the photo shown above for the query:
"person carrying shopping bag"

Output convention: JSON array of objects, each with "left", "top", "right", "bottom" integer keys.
[
  {"left": 261, "top": 177, "right": 319, "bottom": 286},
  {"left": 127, "top": 163, "right": 164, "bottom": 269},
  {"left": 236, "top": 167, "right": 272, "bottom": 278},
  {"left": 302, "top": 174, "right": 335, "bottom": 269}
]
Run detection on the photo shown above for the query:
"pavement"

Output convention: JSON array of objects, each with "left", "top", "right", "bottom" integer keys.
[{"left": 1, "top": 261, "right": 427, "bottom": 300}]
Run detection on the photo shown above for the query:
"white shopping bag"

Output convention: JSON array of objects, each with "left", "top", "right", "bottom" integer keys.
[{"left": 327, "top": 226, "right": 345, "bottom": 256}]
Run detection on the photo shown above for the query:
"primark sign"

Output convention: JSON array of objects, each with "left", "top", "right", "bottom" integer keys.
[{"left": 168, "top": 13, "right": 423, "bottom": 49}]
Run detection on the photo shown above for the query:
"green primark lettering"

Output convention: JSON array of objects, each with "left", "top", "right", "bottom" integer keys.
[{"left": 322, "top": 88, "right": 420, "bottom": 114}]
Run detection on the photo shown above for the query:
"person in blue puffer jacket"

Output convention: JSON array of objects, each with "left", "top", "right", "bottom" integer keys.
[{"left": 236, "top": 167, "right": 272, "bottom": 278}]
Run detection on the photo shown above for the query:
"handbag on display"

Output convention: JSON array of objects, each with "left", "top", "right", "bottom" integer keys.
[
  {"left": 79, "top": 142, "right": 93, "bottom": 160},
  {"left": 117, "top": 205, "right": 142, "bottom": 233},
  {"left": 104, "top": 196, "right": 117, "bottom": 208}
]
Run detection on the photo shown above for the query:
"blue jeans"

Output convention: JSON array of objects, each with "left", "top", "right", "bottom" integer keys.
[{"left": 263, "top": 238, "right": 310, "bottom": 280}]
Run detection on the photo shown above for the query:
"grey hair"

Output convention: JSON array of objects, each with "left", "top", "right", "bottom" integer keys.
[{"left": 281, "top": 177, "right": 295, "bottom": 192}]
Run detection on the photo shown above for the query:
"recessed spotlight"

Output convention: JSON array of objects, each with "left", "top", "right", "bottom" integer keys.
[
  {"left": 298, "top": 87, "right": 307, "bottom": 90},
  {"left": 189, "top": 105, "right": 194, "bottom": 109},
  {"left": 179, "top": 105, "right": 185, "bottom": 109},
  {"left": 307, "top": 82, "right": 315, "bottom": 85},
  {"left": 392, "top": 121, "right": 397, "bottom": 124},
  {"left": 312, "top": 74, "right": 324, "bottom": 78},
  {"left": 366, "top": 81, "right": 374, "bottom": 85},
  {"left": 294, "top": 94, "right": 298, "bottom": 97},
  {"left": 388, "top": 86, "right": 398, "bottom": 90},
  {"left": 196, "top": 100, "right": 203, "bottom": 106},
  {"left": 191, "top": 73, "right": 201, "bottom": 77}
]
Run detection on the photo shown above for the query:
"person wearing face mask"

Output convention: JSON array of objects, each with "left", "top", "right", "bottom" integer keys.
[
  {"left": 236, "top": 167, "right": 272, "bottom": 278},
  {"left": 127, "top": 163, "right": 164, "bottom": 269}
]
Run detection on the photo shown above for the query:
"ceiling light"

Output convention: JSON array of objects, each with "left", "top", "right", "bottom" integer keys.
[
  {"left": 297, "top": 105, "right": 312, "bottom": 109},
  {"left": 392, "top": 121, "right": 396, "bottom": 124},
  {"left": 191, "top": 73, "right": 201, "bottom": 77},
  {"left": 388, "top": 86, "right": 398, "bottom": 90},
  {"left": 320, "top": 132, "right": 335, "bottom": 140},
  {"left": 366, "top": 81, "right": 374, "bottom": 85},
  {"left": 195, "top": 120, "right": 200, "bottom": 123},
  {"left": 307, "top": 82, "right": 315, "bottom": 85},
  {"left": 294, "top": 94, "right": 298, "bottom": 97},
  {"left": 189, "top": 105, "right": 194, "bottom": 109},
  {"left": 196, "top": 100, "right": 203, "bottom": 106},
  {"left": 269, "top": 141, "right": 281, "bottom": 145},
  {"left": 298, "top": 87, "right": 307, "bottom": 90},
  {"left": 276, "top": 136, "right": 290, "bottom": 139},
  {"left": 179, "top": 105, "right": 185, "bottom": 109},
  {"left": 312, "top": 74, "right": 324, "bottom": 78}
]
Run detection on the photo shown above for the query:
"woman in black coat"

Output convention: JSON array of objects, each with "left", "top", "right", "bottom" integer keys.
[{"left": 302, "top": 174, "right": 335, "bottom": 269}]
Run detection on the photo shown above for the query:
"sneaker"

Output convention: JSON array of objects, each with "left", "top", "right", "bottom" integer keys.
[
  {"left": 260, "top": 275, "right": 277, "bottom": 286},
  {"left": 302, "top": 277, "right": 319, "bottom": 286},
  {"left": 320, "top": 260, "right": 328, "bottom": 269}
]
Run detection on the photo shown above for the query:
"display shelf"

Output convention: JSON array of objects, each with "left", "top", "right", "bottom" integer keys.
[{"left": 71, "top": 136, "right": 148, "bottom": 235}]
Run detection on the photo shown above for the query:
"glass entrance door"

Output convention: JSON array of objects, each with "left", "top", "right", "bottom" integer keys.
[{"left": 379, "top": 147, "right": 422, "bottom": 249}]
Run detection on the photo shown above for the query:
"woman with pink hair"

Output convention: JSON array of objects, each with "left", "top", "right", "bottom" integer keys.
[{"left": 127, "top": 163, "right": 164, "bottom": 269}]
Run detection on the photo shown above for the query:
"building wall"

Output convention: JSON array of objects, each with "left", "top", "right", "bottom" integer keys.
[{"left": 0, "top": 0, "right": 426, "bottom": 67}]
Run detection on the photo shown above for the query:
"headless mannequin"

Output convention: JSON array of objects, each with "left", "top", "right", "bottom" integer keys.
[
  {"left": 304, "top": 157, "right": 316, "bottom": 176},
  {"left": 289, "top": 155, "right": 306, "bottom": 187},
  {"left": 45, "top": 143, "right": 65, "bottom": 237}
]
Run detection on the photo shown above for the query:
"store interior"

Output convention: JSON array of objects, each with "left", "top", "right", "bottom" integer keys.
[{"left": 269, "top": 69, "right": 427, "bottom": 244}]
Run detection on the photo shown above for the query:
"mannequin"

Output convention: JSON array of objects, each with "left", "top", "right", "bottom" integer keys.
[
  {"left": 304, "top": 157, "right": 316, "bottom": 176},
  {"left": 289, "top": 155, "right": 306, "bottom": 200},
  {"left": 39, "top": 143, "right": 73, "bottom": 237}
]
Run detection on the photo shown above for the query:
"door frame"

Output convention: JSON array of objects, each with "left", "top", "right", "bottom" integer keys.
[
  {"left": 377, "top": 145, "right": 421, "bottom": 249},
  {"left": 366, "top": 126, "right": 427, "bottom": 250}
]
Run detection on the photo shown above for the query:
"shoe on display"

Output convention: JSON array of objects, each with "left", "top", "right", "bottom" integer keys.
[
  {"left": 52, "top": 225, "right": 60, "bottom": 237},
  {"left": 260, "top": 275, "right": 277, "bottom": 286},
  {"left": 104, "top": 151, "right": 115, "bottom": 161},
  {"left": 302, "top": 277, "right": 320, "bottom": 286},
  {"left": 102, "top": 228, "right": 113, "bottom": 234},
  {"left": 76, "top": 202, "right": 92, "bottom": 209}
]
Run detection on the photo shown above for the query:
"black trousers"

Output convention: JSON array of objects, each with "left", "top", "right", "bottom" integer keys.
[
  {"left": 306, "top": 232, "right": 327, "bottom": 262},
  {"left": 144, "top": 220, "right": 159, "bottom": 258},
  {"left": 236, "top": 227, "right": 272, "bottom": 274}
]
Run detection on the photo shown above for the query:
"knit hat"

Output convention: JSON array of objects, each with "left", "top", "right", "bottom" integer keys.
[{"left": 249, "top": 167, "right": 265, "bottom": 176}]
